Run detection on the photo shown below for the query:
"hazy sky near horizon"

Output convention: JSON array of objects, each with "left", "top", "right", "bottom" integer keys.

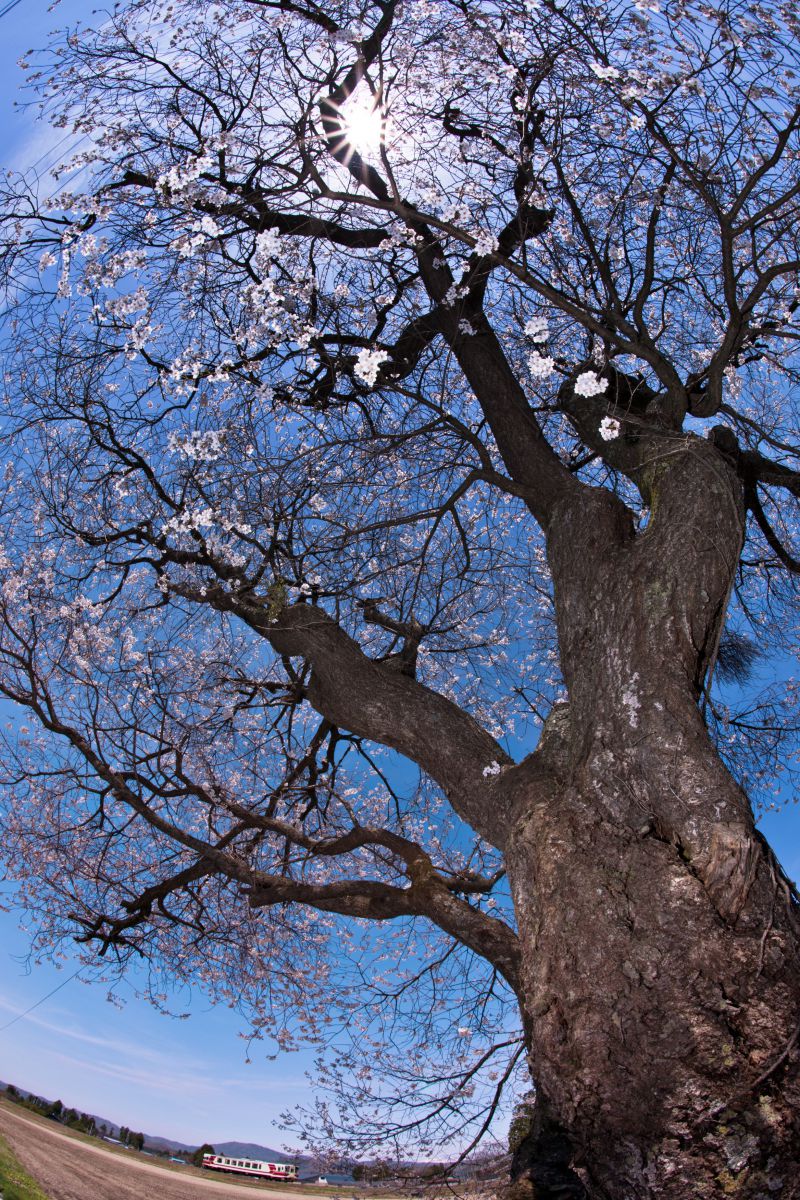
[{"left": 0, "top": 0, "right": 799, "bottom": 1155}]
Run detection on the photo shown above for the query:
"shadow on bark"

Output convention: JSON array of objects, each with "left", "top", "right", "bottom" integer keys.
[{"left": 503, "top": 1094, "right": 587, "bottom": 1200}]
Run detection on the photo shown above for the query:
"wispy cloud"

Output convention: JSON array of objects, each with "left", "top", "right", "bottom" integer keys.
[
  {"left": 0, "top": 991, "right": 308, "bottom": 1098},
  {"left": 45, "top": 1049, "right": 217, "bottom": 1098},
  {"left": 0, "top": 993, "right": 205, "bottom": 1069}
]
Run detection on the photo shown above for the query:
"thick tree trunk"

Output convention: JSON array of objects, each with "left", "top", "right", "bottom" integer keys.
[
  {"left": 506, "top": 729, "right": 800, "bottom": 1199},
  {"left": 503, "top": 444, "right": 800, "bottom": 1198}
]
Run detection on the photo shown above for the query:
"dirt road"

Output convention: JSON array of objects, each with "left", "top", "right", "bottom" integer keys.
[{"left": 0, "top": 1103, "right": 353, "bottom": 1200}]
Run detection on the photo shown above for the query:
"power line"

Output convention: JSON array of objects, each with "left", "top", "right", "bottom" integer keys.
[
  {"left": 0, "top": 968, "right": 83, "bottom": 1034},
  {"left": 0, "top": 0, "right": 25, "bottom": 22},
  {"left": 25, "top": 132, "right": 91, "bottom": 183}
]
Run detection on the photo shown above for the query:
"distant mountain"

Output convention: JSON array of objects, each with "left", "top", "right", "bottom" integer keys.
[
  {"left": 138, "top": 1133, "right": 196, "bottom": 1154},
  {"left": 212, "top": 1141, "right": 291, "bottom": 1162},
  {"left": 145, "top": 1136, "right": 292, "bottom": 1162}
]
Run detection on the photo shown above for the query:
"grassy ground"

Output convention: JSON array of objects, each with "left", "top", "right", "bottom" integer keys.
[{"left": 0, "top": 1131, "right": 50, "bottom": 1200}]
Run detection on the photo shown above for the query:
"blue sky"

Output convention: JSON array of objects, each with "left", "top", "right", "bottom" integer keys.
[
  {"left": 0, "top": 0, "right": 798, "bottom": 1155},
  {"left": 0, "top": 909, "right": 314, "bottom": 1146}
]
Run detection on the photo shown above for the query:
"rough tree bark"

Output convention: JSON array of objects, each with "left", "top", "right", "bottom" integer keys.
[{"left": 500, "top": 444, "right": 800, "bottom": 1198}]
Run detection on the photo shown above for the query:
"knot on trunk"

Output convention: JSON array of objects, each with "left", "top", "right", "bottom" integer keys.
[{"left": 535, "top": 702, "right": 574, "bottom": 777}]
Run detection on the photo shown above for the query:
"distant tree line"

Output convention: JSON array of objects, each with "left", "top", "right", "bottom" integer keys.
[
  {"left": 349, "top": 1153, "right": 502, "bottom": 1186},
  {"left": 351, "top": 1160, "right": 394, "bottom": 1183},
  {"left": 4, "top": 1086, "right": 98, "bottom": 1136},
  {"left": 3, "top": 1085, "right": 149, "bottom": 1150},
  {"left": 117, "top": 1126, "right": 146, "bottom": 1151}
]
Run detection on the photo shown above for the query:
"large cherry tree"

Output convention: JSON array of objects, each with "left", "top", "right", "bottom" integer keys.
[{"left": 1, "top": 1, "right": 799, "bottom": 1196}]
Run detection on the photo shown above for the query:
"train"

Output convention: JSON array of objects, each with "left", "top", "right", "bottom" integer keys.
[{"left": 201, "top": 1152, "right": 298, "bottom": 1181}]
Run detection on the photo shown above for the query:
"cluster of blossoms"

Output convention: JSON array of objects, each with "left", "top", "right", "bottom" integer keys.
[
  {"left": 298, "top": 575, "right": 322, "bottom": 597},
  {"left": 598, "top": 417, "right": 621, "bottom": 441},
  {"left": 524, "top": 317, "right": 550, "bottom": 340},
  {"left": 525, "top": 314, "right": 555, "bottom": 381},
  {"left": 442, "top": 282, "right": 471, "bottom": 308},
  {"left": 98, "top": 287, "right": 149, "bottom": 319},
  {"left": 162, "top": 505, "right": 217, "bottom": 535},
  {"left": 528, "top": 351, "right": 555, "bottom": 380},
  {"left": 166, "top": 429, "right": 227, "bottom": 461},
  {"left": 161, "top": 505, "right": 253, "bottom": 556},
  {"left": 354, "top": 348, "right": 390, "bottom": 386},
  {"left": 175, "top": 215, "right": 222, "bottom": 258},
  {"left": 124, "top": 315, "right": 154, "bottom": 357},
  {"left": 156, "top": 149, "right": 214, "bottom": 196},
  {"left": 473, "top": 231, "right": 499, "bottom": 257},
  {"left": 168, "top": 351, "right": 204, "bottom": 387},
  {"left": 574, "top": 371, "right": 609, "bottom": 397},
  {"left": 254, "top": 228, "right": 281, "bottom": 266},
  {"left": 590, "top": 61, "right": 622, "bottom": 81}
]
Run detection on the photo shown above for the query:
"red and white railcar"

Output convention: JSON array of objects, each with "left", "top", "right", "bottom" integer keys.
[{"left": 201, "top": 1153, "right": 297, "bottom": 1181}]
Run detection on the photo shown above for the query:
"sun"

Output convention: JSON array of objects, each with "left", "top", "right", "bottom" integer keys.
[{"left": 341, "top": 92, "right": 384, "bottom": 160}]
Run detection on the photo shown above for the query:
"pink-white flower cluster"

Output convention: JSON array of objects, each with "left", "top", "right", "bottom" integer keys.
[
  {"left": 354, "top": 348, "right": 390, "bottom": 386},
  {"left": 574, "top": 371, "right": 609, "bottom": 398},
  {"left": 528, "top": 351, "right": 555, "bottom": 380},
  {"left": 599, "top": 417, "right": 621, "bottom": 441}
]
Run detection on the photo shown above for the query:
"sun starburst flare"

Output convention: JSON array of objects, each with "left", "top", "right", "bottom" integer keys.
[{"left": 340, "top": 93, "right": 385, "bottom": 160}]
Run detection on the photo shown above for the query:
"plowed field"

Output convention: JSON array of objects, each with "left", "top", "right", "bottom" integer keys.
[{"left": 0, "top": 1103, "right": 346, "bottom": 1200}]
